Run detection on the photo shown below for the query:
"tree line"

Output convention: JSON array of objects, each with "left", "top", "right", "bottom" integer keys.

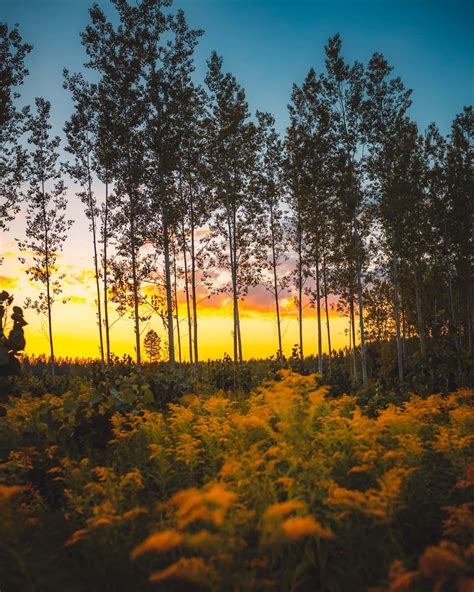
[{"left": 1, "top": 0, "right": 472, "bottom": 387}]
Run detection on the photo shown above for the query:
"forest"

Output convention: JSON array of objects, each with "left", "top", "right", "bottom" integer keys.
[{"left": 0, "top": 0, "right": 473, "bottom": 590}]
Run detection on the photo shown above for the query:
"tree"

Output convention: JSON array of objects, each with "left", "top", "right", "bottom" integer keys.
[
  {"left": 284, "top": 112, "right": 309, "bottom": 363},
  {"left": 363, "top": 52, "right": 412, "bottom": 384},
  {"left": 445, "top": 108, "right": 473, "bottom": 354},
  {"left": 144, "top": 328, "right": 161, "bottom": 363},
  {"left": 323, "top": 34, "right": 369, "bottom": 386},
  {"left": 63, "top": 71, "right": 105, "bottom": 362},
  {"left": 81, "top": 0, "right": 152, "bottom": 369},
  {"left": 204, "top": 52, "right": 261, "bottom": 363},
  {"left": 18, "top": 98, "right": 73, "bottom": 375},
  {"left": 141, "top": 6, "right": 203, "bottom": 367},
  {"left": 287, "top": 67, "right": 334, "bottom": 375},
  {"left": 255, "top": 111, "right": 289, "bottom": 358},
  {"left": 0, "top": 23, "right": 31, "bottom": 245}
]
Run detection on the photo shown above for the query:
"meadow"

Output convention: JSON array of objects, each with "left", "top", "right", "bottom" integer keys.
[
  {"left": 1, "top": 0, "right": 473, "bottom": 589},
  {"left": 1, "top": 357, "right": 473, "bottom": 591}
]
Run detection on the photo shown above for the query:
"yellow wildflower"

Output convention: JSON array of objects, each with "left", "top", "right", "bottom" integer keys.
[
  {"left": 281, "top": 516, "right": 334, "bottom": 541},
  {"left": 148, "top": 557, "right": 216, "bottom": 585},
  {"left": 264, "top": 500, "right": 305, "bottom": 519},
  {"left": 131, "top": 529, "right": 182, "bottom": 559}
]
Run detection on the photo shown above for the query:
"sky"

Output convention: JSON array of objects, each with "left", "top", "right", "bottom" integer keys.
[{"left": 1, "top": 0, "right": 473, "bottom": 360}]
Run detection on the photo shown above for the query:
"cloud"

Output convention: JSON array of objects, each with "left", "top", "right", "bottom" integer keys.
[
  {"left": 68, "top": 295, "right": 87, "bottom": 304},
  {"left": 0, "top": 275, "right": 19, "bottom": 290}
]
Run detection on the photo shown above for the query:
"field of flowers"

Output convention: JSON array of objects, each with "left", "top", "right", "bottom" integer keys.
[{"left": 0, "top": 370, "right": 473, "bottom": 591}]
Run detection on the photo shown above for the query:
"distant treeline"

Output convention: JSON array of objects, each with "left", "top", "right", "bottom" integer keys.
[{"left": 1, "top": 1, "right": 472, "bottom": 388}]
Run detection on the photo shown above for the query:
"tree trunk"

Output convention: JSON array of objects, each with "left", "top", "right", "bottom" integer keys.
[
  {"left": 447, "top": 269, "right": 460, "bottom": 352},
  {"left": 392, "top": 228, "right": 404, "bottom": 384},
  {"left": 162, "top": 211, "right": 175, "bottom": 368},
  {"left": 129, "top": 191, "right": 141, "bottom": 370},
  {"left": 414, "top": 268, "right": 426, "bottom": 355},
  {"left": 172, "top": 242, "right": 182, "bottom": 364},
  {"left": 181, "top": 221, "right": 193, "bottom": 364},
  {"left": 41, "top": 181, "right": 55, "bottom": 376},
  {"left": 349, "top": 286, "right": 358, "bottom": 385},
  {"left": 467, "top": 284, "right": 472, "bottom": 355},
  {"left": 190, "top": 197, "right": 199, "bottom": 366},
  {"left": 87, "top": 153, "right": 104, "bottom": 363},
  {"left": 323, "top": 253, "right": 332, "bottom": 368},
  {"left": 315, "top": 254, "right": 323, "bottom": 375},
  {"left": 270, "top": 206, "right": 283, "bottom": 358},
  {"left": 354, "top": 228, "right": 368, "bottom": 388},
  {"left": 103, "top": 179, "right": 111, "bottom": 364},
  {"left": 297, "top": 215, "right": 304, "bottom": 361},
  {"left": 401, "top": 288, "right": 407, "bottom": 361}
]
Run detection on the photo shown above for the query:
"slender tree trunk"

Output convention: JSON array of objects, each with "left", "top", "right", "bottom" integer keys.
[
  {"left": 162, "top": 210, "right": 175, "bottom": 367},
  {"left": 414, "top": 268, "right": 426, "bottom": 355},
  {"left": 226, "top": 212, "right": 238, "bottom": 364},
  {"left": 41, "top": 180, "right": 55, "bottom": 376},
  {"left": 172, "top": 242, "right": 182, "bottom": 364},
  {"left": 391, "top": 229, "right": 404, "bottom": 384},
  {"left": 315, "top": 254, "right": 323, "bottom": 375},
  {"left": 467, "top": 284, "right": 472, "bottom": 355},
  {"left": 349, "top": 286, "right": 358, "bottom": 385},
  {"left": 181, "top": 221, "right": 193, "bottom": 364},
  {"left": 190, "top": 197, "right": 199, "bottom": 366},
  {"left": 270, "top": 206, "right": 282, "bottom": 358},
  {"left": 103, "top": 179, "right": 111, "bottom": 364},
  {"left": 129, "top": 191, "right": 141, "bottom": 370},
  {"left": 447, "top": 269, "right": 460, "bottom": 352},
  {"left": 297, "top": 214, "right": 304, "bottom": 361},
  {"left": 354, "top": 228, "right": 368, "bottom": 387},
  {"left": 323, "top": 253, "right": 332, "bottom": 367},
  {"left": 87, "top": 153, "right": 104, "bottom": 363},
  {"left": 233, "top": 206, "right": 243, "bottom": 363},
  {"left": 401, "top": 289, "right": 407, "bottom": 361},
  {"left": 228, "top": 210, "right": 243, "bottom": 364}
]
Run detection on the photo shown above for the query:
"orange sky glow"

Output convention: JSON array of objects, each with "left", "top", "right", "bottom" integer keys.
[{"left": 1, "top": 241, "right": 351, "bottom": 361}]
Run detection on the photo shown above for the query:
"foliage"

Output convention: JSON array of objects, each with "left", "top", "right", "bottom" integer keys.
[{"left": 0, "top": 369, "right": 472, "bottom": 591}]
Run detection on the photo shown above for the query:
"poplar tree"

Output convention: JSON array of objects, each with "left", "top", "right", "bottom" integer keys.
[
  {"left": 141, "top": 6, "right": 202, "bottom": 367},
  {"left": 445, "top": 107, "right": 473, "bottom": 354},
  {"left": 323, "top": 34, "right": 369, "bottom": 386},
  {"left": 284, "top": 114, "right": 308, "bottom": 362},
  {"left": 0, "top": 23, "right": 31, "bottom": 241},
  {"left": 255, "top": 111, "right": 288, "bottom": 358},
  {"left": 63, "top": 72, "right": 105, "bottom": 362},
  {"left": 287, "top": 67, "right": 334, "bottom": 375},
  {"left": 204, "top": 52, "right": 260, "bottom": 363},
  {"left": 18, "top": 98, "right": 73, "bottom": 375},
  {"left": 364, "top": 52, "right": 412, "bottom": 383},
  {"left": 81, "top": 0, "right": 151, "bottom": 369}
]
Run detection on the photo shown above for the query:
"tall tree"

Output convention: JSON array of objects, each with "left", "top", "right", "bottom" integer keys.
[
  {"left": 364, "top": 52, "right": 412, "bottom": 384},
  {"left": 0, "top": 23, "right": 31, "bottom": 243},
  {"left": 81, "top": 0, "right": 153, "bottom": 369},
  {"left": 445, "top": 108, "right": 473, "bottom": 354},
  {"left": 323, "top": 34, "right": 369, "bottom": 386},
  {"left": 204, "top": 52, "right": 260, "bottom": 363},
  {"left": 255, "top": 111, "right": 288, "bottom": 358},
  {"left": 63, "top": 71, "right": 105, "bottom": 362},
  {"left": 141, "top": 6, "right": 202, "bottom": 367},
  {"left": 18, "top": 98, "right": 72, "bottom": 375},
  {"left": 287, "top": 67, "right": 334, "bottom": 375}
]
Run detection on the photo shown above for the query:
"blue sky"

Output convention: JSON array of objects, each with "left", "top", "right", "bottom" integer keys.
[{"left": 3, "top": 0, "right": 473, "bottom": 137}]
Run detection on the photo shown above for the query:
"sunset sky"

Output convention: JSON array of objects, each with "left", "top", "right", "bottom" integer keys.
[{"left": 1, "top": 0, "right": 473, "bottom": 360}]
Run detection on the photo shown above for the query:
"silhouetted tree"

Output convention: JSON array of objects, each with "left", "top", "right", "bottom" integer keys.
[
  {"left": 0, "top": 23, "right": 31, "bottom": 245},
  {"left": 18, "top": 98, "right": 73, "bottom": 375},
  {"left": 63, "top": 71, "right": 105, "bottom": 362},
  {"left": 144, "top": 328, "right": 161, "bottom": 363}
]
